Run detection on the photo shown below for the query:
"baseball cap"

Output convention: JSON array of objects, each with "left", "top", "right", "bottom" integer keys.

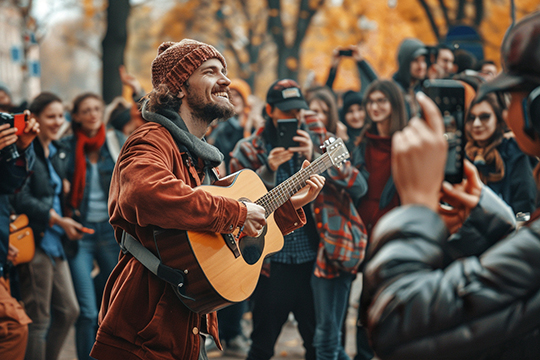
[
  {"left": 477, "top": 12, "right": 540, "bottom": 100},
  {"left": 266, "top": 79, "right": 309, "bottom": 111}
]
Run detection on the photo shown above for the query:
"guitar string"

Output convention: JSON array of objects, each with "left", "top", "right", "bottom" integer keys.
[{"left": 255, "top": 151, "right": 337, "bottom": 218}]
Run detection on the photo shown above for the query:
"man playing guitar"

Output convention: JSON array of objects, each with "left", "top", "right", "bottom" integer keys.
[{"left": 90, "top": 39, "right": 325, "bottom": 360}]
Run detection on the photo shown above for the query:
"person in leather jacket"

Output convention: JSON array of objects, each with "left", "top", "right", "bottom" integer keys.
[{"left": 360, "top": 12, "right": 540, "bottom": 360}]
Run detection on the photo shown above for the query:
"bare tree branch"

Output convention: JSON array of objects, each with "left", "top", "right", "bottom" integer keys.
[
  {"left": 437, "top": 0, "right": 450, "bottom": 29},
  {"left": 417, "top": 0, "right": 441, "bottom": 41}
]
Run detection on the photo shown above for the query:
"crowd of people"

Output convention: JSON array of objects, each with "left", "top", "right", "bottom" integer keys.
[{"left": 0, "top": 10, "right": 539, "bottom": 360}]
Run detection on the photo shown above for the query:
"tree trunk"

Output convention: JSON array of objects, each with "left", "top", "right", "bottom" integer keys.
[{"left": 102, "top": 0, "right": 130, "bottom": 104}]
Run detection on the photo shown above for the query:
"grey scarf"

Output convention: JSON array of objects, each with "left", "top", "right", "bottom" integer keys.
[{"left": 141, "top": 100, "right": 223, "bottom": 168}]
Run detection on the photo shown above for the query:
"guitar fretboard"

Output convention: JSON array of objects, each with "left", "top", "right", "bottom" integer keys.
[{"left": 255, "top": 153, "right": 334, "bottom": 218}]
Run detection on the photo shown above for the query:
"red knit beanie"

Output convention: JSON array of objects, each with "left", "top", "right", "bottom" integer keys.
[{"left": 151, "top": 39, "right": 227, "bottom": 94}]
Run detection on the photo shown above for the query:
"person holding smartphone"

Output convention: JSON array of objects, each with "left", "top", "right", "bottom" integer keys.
[
  {"left": 0, "top": 109, "right": 38, "bottom": 360},
  {"left": 230, "top": 79, "right": 326, "bottom": 360},
  {"left": 361, "top": 12, "right": 540, "bottom": 360},
  {"left": 12, "top": 93, "right": 82, "bottom": 360},
  {"left": 325, "top": 45, "right": 378, "bottom": 96}
]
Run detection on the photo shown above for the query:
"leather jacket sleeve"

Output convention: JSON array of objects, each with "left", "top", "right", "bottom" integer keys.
[{"left": 361, "top": 187, "right": 540, "bottom": 360}]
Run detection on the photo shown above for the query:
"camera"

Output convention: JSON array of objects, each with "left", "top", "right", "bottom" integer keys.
[{"left": 0, "top": 112, "right": 24, "bottom": 162}]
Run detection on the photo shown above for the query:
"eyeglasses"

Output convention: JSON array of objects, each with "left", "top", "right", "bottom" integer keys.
[
  {"left": 366, "top": 97, "right": 389, "bottom": 107},
  {"left": 467, "top": 113, "right": 492, "bottom": 122}
]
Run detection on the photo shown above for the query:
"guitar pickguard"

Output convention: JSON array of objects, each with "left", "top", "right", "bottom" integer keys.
[{"left": 238, "top": 226, "right": 267, "bottom": 265}]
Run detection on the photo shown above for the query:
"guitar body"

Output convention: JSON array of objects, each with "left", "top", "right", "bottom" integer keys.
[
  {"left": 155, "top": 169, "right": 283, "bottom": 314},
  {"left": 152, "top": 138, "right": 349, "bottom": 314}
]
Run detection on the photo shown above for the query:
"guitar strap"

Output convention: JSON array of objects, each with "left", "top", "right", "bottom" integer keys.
[{"left": 120, "top": 231, "right": 195, "bottom": 301}]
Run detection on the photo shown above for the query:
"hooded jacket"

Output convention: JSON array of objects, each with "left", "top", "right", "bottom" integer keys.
[{"left": 392, "top": 38, "right": 427, "bottom": 92}]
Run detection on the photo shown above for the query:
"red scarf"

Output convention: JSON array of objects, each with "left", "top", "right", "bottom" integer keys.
[{"left": 69, "top": 124, "right": 106, "bottom": 210}]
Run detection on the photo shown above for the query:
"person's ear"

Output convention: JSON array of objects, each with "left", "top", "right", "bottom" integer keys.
[
  {"left": 265, "top": 104, "right": 273, "bottom": 117},
  {"left": 502, "top": 109, "right": 509, "bottom": 122},
  {"left": 177, "top": 86, "right": 186, "bottom": 100}
]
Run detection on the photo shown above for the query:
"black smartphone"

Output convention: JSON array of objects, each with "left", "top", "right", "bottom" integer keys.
[
  {"left": 422, "top": 79, "right": 465, "bottom": 184},
  {"left": 338, "top": 49, "right": 353, "bottom": 57},
  {"left": 276, "top": 119, "right": 299, "bottom": 149}
]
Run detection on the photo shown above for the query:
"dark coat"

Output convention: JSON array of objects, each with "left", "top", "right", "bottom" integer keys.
[
  {"left": 12, "top": 139, "right": 69, "bottom": 245},
  {"left": 473, "top": 137, "right": 536, "bottom": 215},
  {"left": 0, "top": 145, "right": 33, "bottom": 272},
  {"left": 361, "top": 186, "right": 540, "bottom": 360}
]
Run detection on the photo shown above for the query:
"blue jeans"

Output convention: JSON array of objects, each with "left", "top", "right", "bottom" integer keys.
[
  {"left": 68, "top": 220, "right": 119, "bottom": 360},
  {"left": 311, "top": 272, "right": 355, "bottom": 360}
]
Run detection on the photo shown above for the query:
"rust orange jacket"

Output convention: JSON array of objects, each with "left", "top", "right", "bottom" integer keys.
[{"left": 91, "top": 122, "right": 305, "bottom": 360}]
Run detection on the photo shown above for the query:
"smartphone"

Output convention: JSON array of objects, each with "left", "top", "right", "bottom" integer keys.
[
  {"left": 77, "top": 227, "right": 95, "bottom": 235},
  {"left": 338, "top": 49, "right": 353, "bottom": 57},
  {"left": 276, "top": 119, "right": 299, "bottom": 149},
  {"left": 13, "top": 113, "right": 27, "bottom": 136},
  {"left": 422, "top": 79, "right": 465, "bottom": 184}
]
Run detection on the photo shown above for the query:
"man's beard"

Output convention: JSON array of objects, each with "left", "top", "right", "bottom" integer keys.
[{"left": 185, "top": 88, "right": 235, "bottom": 126}]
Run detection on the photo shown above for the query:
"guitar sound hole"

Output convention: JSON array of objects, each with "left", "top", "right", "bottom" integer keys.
[{"left": 238, "top": 226, "right": 266, "bottom": 265}]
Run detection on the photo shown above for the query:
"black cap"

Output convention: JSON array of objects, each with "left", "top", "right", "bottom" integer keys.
[
  {"left": 477, "top": 12, "right": 540, "bottom": 100},
  {"left": 266, "top": 79, "right": 309, "bottom": 111}
]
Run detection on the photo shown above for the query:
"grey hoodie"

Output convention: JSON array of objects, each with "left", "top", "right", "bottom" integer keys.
[{"left": 392, "top": 38, "right": 427, "bottom": 91}]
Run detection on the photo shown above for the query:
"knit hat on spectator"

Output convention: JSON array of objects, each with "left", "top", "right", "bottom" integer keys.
[{"left": 151, "top": 39, "right": 227, "bottom": 94}]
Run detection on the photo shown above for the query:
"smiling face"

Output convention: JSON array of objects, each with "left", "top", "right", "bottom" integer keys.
[
  {"left": 73, "top": 96, "right": 104, "bottom": 135},
  {"left": 436, "top": 49, "right": 454, "bottom": 76},
  {"left": 345, "top": 103, "right": 366, "bottom": 129},
  {"left": 466, "top": 100, "right": 498, "bottom": 146},
  {"left": 366, "top": 90, "right": 392, "bottom": 123},
  {"left": 410, "top": 55, "right": 427, "bottom": 81},
  {"left": 36, "top": 101, "right": 65, "bottom": 142},
  {"left": 309, "top": 99, "right": 329, "bottom": 128},
  {"left": 180, "top": 58, "right": 235, "bottom": 125}
]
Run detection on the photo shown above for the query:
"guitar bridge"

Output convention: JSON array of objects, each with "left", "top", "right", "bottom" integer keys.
[{"left": 222, "top": 233, "right": 241, "bottom": 258}]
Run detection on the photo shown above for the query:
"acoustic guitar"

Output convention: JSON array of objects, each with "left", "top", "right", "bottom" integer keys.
[{"left": 154, "top": 137, "right": 350, "bottom": 314}]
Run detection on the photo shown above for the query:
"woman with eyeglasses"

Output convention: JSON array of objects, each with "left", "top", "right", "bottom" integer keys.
[
  {"left": 64, "top": 92, "right": 125, "bottom": 360},
  {"left": 351, "top": 80, "right": 408, "bottom": 237},
  {"left": 465, "top": 93, "right": 536, "bottom": 215},
  {"left": 12, "top": 92, "right": 80, "bottom": 360},
  {"left": 347, "top": 80, "right": 408, "bottom": 360}
]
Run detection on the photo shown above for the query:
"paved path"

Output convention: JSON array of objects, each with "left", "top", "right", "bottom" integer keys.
[{"left": 60, "top": 277, "right": 365, "bottom": 360}]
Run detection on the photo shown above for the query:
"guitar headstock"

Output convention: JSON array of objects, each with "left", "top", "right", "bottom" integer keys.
[{"left": 321, "top": 137, "right": 349, "bottom": 168}]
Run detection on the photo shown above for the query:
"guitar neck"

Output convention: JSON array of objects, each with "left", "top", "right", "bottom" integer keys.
[{"left": 255, "top": 153, "right": 333, "bottom": 217}]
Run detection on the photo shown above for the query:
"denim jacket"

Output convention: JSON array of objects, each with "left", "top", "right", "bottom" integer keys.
[{"left": 63, "top": 130, "right": 125, "bottom": 223}]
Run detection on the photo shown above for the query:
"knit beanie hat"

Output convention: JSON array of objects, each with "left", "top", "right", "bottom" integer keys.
[
  {"left": 151, "top": 39, "right": 227, "bottom": 94},
  {"left": 339, "top": 90, "right": 363, "bottom": 123},
  {"left": 229, "top": 78, "right": 252, "bottom": 112}
]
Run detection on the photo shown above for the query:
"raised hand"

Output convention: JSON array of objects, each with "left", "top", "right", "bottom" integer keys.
[
  {"left": 391, "top": 92, "right": 447, "bottom": 212},
  {"left": 438, "top": 160, "right": 483, "bottom": 233},
  {"left": 267, "top": 147, "right": 294, "bottom": 172},
  {"left": 16, "top": 111, "right": 40, "bottom": 151},
  {"left": 289, "top": 129, "right": 313, "bottom": 161}
]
